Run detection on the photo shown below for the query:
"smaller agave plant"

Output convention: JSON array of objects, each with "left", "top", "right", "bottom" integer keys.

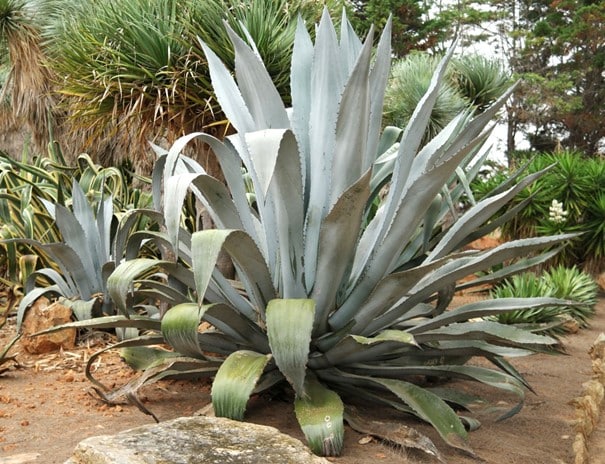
[
  {"left": 6, "top": 176, "right": 159, "bottom": 329},
  {"left": 40, "top": 10, "right": 576, "bottom": 458},
  {"left": 490, "top": 265, "right": 599, "bottom": 334}
]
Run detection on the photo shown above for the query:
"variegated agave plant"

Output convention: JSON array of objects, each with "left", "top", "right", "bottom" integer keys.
[{"left": 70, "top": 10, "right": 576, "bottom": 457}]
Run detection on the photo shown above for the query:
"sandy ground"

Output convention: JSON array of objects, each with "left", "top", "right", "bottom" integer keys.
[{"left": 0, "top": 297, "right": 604, "bottom": 464}]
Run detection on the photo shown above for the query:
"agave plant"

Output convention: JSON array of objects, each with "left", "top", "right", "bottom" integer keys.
[
  {"left": 543, "top": 265, "right": 598, "bottom": 327},
  {"left": 0, "top": 140, "right": 153, "bottom": 287},
  {"left": 4, "top": 173, "right": 161, "bottom": 332},
  {"left": 44, "top": 11, "right": 579, "bottom": 457},
  {"left": 490, "top": 266, "right": 598, "bottom": 334}
]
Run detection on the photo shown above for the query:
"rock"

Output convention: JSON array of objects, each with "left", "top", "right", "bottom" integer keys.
[
  {"left": 0, "top": 453, "right": 41, "bottom": 463},
  {"left": 464, "top": 235, "right": 502, "bottom": 251},
  {"left": 21, "top": 298, "right": 76, "bottom": 354},
  {"left": 65, "top": 416, "right": 331, "bottom": 464},
  {"left": 571, "top": 333, "right": 605, "bottom": 464}
]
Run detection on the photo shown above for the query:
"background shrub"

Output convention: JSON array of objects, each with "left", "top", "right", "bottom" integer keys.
[
  {"left": 472, "top": 151, "right": 605, "bottom": 274},
  {"left": 490, "top": 265, "right": 599, "bottom": 334}
]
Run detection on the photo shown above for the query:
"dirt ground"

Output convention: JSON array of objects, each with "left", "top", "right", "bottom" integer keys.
[{"left": 1, "top": 297, "right": 604, "bottom": 464}]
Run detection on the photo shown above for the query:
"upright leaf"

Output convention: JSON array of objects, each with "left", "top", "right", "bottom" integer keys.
[{"left": 266, "top": 299, "right": 315, "bottom": 397}]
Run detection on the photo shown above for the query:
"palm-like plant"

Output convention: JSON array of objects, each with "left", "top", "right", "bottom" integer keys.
[
  {"left": 0, "top": 0, "right": 54, "bottom": 150},
  {"left": 35, "top": 0, "right": 337, "bottom": 175},
  {"left": 43, "top": 0, "right": 207, "bottom": 173},
  {"left": 384, "top": 53, "right": 466, "bottom": 143},
  {"left": 501, "top": 151, "right": 605, "bottom": 273},
  {"left": 450, "top": 54, "right": 511, "bottom": 112},
  {"left": 51, "top": 12, "right": 576, "bottom": 457},
  {"left": 384, "top": 52, "right": 511, "bottom": 145}
]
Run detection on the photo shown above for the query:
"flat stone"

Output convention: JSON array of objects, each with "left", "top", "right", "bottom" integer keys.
[{"left": 65, "top": 416, "right": 330, "bottom": 464}]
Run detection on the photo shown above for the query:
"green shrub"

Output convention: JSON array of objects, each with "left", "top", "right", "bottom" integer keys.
[
  {"left": 384, "top": 52, "right": 511, "bottom": 145},
  {"left": 499, "top": 151, "right": 605, "bottom": 273},
  {"left": 490, "top": 265, "right": 599, "bottom": 334}
]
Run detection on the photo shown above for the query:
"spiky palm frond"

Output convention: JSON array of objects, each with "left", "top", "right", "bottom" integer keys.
[
  {"left": 44, "top": 0, "right": 211, "bottom": 173},
  {"left": 450, "top": 54, "right": 511, "bottom": 112},
  {"left": 384, "top": 53, "right": 466, "bottom": 143}
]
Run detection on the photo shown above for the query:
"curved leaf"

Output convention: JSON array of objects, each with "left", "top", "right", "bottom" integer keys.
[
  {"left": 317, "top": 330, "right": 418, "bottom": 367},
  {"left": 294, "top": 376, "right": 344, "bottom": 456},
  {"left": 107, "top": 258, "right": 172, "bottom": 315},
  {"left": 414, "top": 320, "right": 557, "bottom": 347},
  {"left": 211, "top": 350, "right": 272, "bottom": 420},
  {"left": 191, "top": 229, "right": 275, "bottom": 318},
  {"left": 161, "top": 302, "right": 206, "bottom": 358},
  {"left": 372, "top": 377, "right": 471, "bottom": 454}
]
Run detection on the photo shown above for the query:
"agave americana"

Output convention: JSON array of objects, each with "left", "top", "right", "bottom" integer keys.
[{"left": 51, "top": 10, "right": 577, "bottom": 457}]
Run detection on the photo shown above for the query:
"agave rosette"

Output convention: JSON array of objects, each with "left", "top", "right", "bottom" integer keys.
[{"left": 99, "top": 11, "right": 577, "bottom": 456}]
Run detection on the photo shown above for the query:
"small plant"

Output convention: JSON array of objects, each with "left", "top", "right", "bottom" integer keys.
[
  {"left": 490, "top": 265, "right": 598, "bottom": 334},
  {"left": 544, "top": 265, "right": 598, "bottom": 327},
  {"left": 0, "top": 142, "right": 153, "bottom": 288}
]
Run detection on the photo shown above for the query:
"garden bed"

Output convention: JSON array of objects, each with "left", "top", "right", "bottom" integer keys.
[{"left": 0, "top": 297, "right": 604, "bottom": 464}]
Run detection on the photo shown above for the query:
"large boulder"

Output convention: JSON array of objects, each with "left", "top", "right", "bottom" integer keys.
[{"left": 65, "top": 416, "right": 330, "bottom": 464}]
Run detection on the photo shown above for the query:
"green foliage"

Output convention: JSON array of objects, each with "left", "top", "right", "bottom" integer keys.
[
  {"left": 347, "top": 0, "right": 449, "bottom": 57},
  {"left": 499, "top": 151, "right": 605, "bottom": 273},
  {"left": 515, "top": 0, "right": 605, "bottom": 154},
  {"left": 384, "top": 52, "right": 511, "bottom": 144},
  {"left": 0, "top": 0, "right": 27, "bottom": 36},
  {"left": 384, "top": 54, "right": 466, "bottom": 143},
  {"left": 450, "top": 54, "right": 511, "bottom": 112},
  {"left": 47, "top": 11, "right": 575, "bottom": 457},
  {"left": 490, "top": 265, "right": 598, "bottom": 334},
  {"left": 468, "top": 160, "right": 510, "bottom": 202},
  {"left": 3, "top": 0, "right": 337, "bottom": 172},
  {"left": 45, "top": 0, "right": 212, "bottom": 165},
  {"left": 490, "top": 273, "right": 561, "bottom": 328}
]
